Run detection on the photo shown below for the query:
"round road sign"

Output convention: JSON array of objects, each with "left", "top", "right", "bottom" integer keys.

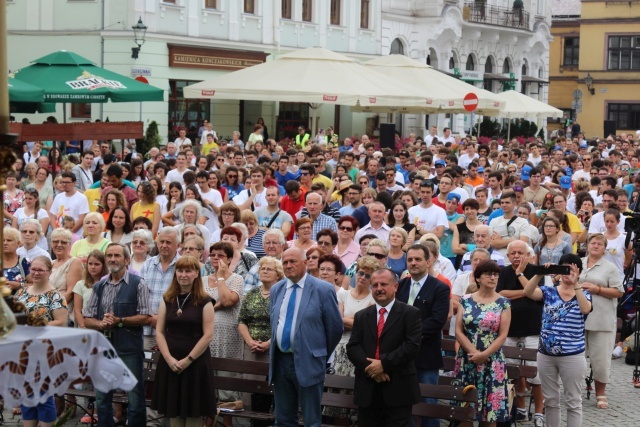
[{"left": 463, "top": 92, "right": 479, "bottom": 112}]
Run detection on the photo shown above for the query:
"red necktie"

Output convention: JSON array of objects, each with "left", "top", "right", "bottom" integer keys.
[{"left": 375, "top": 307, "right": 387, "bottom": 359}]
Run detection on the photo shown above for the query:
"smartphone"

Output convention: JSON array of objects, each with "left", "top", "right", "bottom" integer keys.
[{"left": 530, "top": 265, "right": 570, "bottom": 276}]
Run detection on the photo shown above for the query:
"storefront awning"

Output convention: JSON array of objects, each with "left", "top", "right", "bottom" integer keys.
[{"left": 521, "top": 75, "right": 549, "bottom": 84}]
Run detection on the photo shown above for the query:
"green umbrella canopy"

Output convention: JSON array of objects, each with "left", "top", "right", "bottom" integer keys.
[
  {"left": 7, "top": 75, "right": 45, "bottom": 103},
  {"left": 11, "top": 50, "right": 164, "bottom": 103}
]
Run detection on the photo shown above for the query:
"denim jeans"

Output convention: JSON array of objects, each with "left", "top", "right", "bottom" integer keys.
[
  {"left": 96, "top": 352, "right": 146, "bottom": 427},
  {"left": 413, "top": 369, "right": 440, "bottom": 427}
]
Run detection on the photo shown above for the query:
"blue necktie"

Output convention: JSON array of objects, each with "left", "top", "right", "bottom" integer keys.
[{"left": 281, "top": 284, "right": 298, "bottom": 352}]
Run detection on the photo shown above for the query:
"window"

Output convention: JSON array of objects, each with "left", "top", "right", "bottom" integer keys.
[
  {"left": 71, "top": 103, "right": 91, "bottom": 119},
  {"left": 390, "top": 39, "right": 404, "bottom": 55},
  {"left": 302, "top": 0, "right": 312, "bottom": 22},
  {"left": 563, "top": 37, "right": 580, "bottom": 66},
  {"left": 204, "top": 0, "right": 217, "bottom": 9},
  {"left": 330, "top": 0, "right": 340, "bottom": 25},
  {"left": 466, "top": 55, "right": 475, "bottom": 71},
  {"left": 360, "top": 0, "right": 370, "bottom": 29},
  {"left": 608, "top": 36, "right": 640, "bottom": 70},
  {"left": 168, "top": 80, "right": 211, "bottom": 142},
  {"left": 503, "top": 58, "right": 511, "bottom": 74},
  {"left": 244, "top": 0, "right": 254, "bottom": 14},
  {"left": 608, "top": 103, "right": 640, "bottom": 129},
  {"left": 282, "top": 0, "right": 292, "bottom": 19}
]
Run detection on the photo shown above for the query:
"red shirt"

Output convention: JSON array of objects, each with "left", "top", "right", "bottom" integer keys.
[
  {"left": 432, "top": 196, "right": 463, "bottom": 214},
  {"left": 280, "top": 188, "right": 307, "bottom": 239}
]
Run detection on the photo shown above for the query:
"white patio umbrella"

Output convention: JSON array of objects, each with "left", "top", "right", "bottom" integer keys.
[
  {"left": 494, "top": 90, "right": 563, "bottom": 140},
  {"left": 352, "top": 55, "right": 506, "bottom": 114},
  {"left": 183, "top": 47, "right": 433, "bottom": 136}
]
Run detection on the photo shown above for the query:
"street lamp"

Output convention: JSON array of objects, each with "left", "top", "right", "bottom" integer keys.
[
  {"left": 131, "top": 17, "right": 148, "bottom": 60},
  {"left": 585, "top": 72, "right": 595, "bottom": 95}
]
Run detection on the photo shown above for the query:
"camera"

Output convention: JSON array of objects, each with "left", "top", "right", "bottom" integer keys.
[{"left": 624, "top": 212, "right": 640, "bottom": 235}]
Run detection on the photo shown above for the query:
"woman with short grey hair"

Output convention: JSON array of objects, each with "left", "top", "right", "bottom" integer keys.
[
  {"left": 17, "top": 218, "right": 51, "bottom": 261},
  {"left": 130, "top": 229, "right": 154, "bottom": 274}
]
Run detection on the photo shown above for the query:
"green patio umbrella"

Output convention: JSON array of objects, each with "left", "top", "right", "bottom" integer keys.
[
  {"left": 8, "top": 75, "right": 45, "bottom": 103},
  {"left": 11, "top": 50, "right": 164, "bottom": 103}
]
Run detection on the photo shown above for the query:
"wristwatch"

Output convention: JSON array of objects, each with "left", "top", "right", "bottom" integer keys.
[
  {"left": 117, "top": 317, "right": 124, "bottom": 328},
  {"left": 516, "top": 273, "right": 524, "bottom": 279}
]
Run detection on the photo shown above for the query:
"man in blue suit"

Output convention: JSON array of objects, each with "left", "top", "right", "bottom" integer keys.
[{"left": 269, "top": 247, "right": 343, "bottom": 426}]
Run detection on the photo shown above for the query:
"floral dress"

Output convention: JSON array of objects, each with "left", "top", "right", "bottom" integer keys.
[
  {"left": 4, "top": 189, "right": 24, "bottom": 226},
  {"left": 14, "top": 287, "right": 68, "bottom": 322},
  {"left": 453, "top": 295, "right": 510, "bottom": 423}
]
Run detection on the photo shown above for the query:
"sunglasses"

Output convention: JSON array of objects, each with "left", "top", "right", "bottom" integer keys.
[
  {"left": 357, "top": 271, "right": 372, "bottom": 279},
  {"left": 420, "top": 179, "right": 434, "bottom": 187},
  {"left": 367, "top": 252, "right": 386, "bottom": 260},
  {"left": 339, "top": 226, "right": 354, "bottom": 232}
]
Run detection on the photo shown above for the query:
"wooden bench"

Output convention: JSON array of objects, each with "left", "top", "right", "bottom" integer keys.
[
  {"left": 441, "top": 338, "right": 538, "bottom": 380},
  {"left": 60, "top": 351, "right": 160, "bottom": 426},
  {"left": 210, "top": 356, "right": 275, "bottom": 423},
  {"left": 320, "top": 373, "right": 478, "bottom": 425}
]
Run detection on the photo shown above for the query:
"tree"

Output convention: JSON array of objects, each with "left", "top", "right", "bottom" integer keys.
[{"left": 138, "top": 121, "right": 162, "bottom": 159}]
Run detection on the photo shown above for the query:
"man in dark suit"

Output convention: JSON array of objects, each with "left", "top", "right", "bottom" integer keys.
[
  {"left": 269, "top": 248, "right": 343, "bottom": 426},
  {"left": 347, "top": 268, "right": 422, "bottom": 426},
  {"left": 397, "top": 244, "right": 450, "bottom": 427}
]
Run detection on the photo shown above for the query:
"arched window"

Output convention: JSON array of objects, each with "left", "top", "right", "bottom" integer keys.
[
  {"left": 485, "top": 56, "right": 494, "bottom": 73},
  {"left": 466, "top": 55, "right": 475, "bottom": 71},
  {"left": 503, "top": 58, "right": 512, "bottom": 74},
  {"left": 390, "top": 39, "right": 404, "bottom": 55},
  {"left": 449, "top": 57, "right": 455, "bottom": 69},
  {"left": 522, "top": 62, "right": 528, "bottom": 76}
]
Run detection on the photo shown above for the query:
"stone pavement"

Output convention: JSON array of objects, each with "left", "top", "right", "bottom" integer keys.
[{"left": 2, "top": 357, "right": 639, "bottom": 426}]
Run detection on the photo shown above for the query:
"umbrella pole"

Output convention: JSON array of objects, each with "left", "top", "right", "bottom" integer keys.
[
  {"left": 311, "top": 105, "right": 318, "bottom": 139},
  {"left": 63, "top": 103, "right": 67, "bottom": 123},
  {"left": 507, "top": 120, "right": 511, "bottom": 141}
]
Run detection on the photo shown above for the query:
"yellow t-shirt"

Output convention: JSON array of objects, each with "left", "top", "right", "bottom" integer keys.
[
  {"left": 202, "top": 142, "right": 219, "bottom": 156},
  {"left": 131, "top": 202, "right": 159, "bottom": 222},
  {"left": 70, "top": 237, "right": 111, "bottom": 259},
  {"left": 84, "top": 188, "right": 103, "bottom": 213},
  {"left": 566, "top": 212, "right": 582, "bottom": 253},
  {"left": 313, "top": 174, "right": 333, "bottom": 191}
]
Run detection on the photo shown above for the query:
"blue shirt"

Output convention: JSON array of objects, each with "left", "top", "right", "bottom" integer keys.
[
  {"left": 539, "top": 286, "right": 592, "bottom": 356},
  {"left": 223, "top": 183, "right": 245, "bottom": 201},
  {"left": 275, "top": 170, "right": 300, "bottom": 187},
  {"left": 487, "top": 208, "right": 504, "bottom": 225}
]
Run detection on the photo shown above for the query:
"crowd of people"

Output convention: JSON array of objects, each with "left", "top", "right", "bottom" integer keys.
[{"left": 6, "top": 125, "right": 640, "bottom": 427}]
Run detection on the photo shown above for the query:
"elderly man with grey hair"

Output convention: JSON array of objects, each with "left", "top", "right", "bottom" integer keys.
[
  {"left": 244, "top": 229, "right": 287, "bottom": 293},
  {"left": 455, "top": 224, "right": 505, "bottom": 274}
]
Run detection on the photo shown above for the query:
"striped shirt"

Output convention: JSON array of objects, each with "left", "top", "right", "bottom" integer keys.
[
  {"left": 83, "top": 270, "right": 150, "bottom": 318},
  {"left": 539, "top": 286, "right": 592, "bottom": 356},
  {"left": 141, "top": 253, "right": 180, "bottom": 336}
]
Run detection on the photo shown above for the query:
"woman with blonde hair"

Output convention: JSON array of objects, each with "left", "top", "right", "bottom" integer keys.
[
  {"left": 3, "top": 227, "right": 30, "bottom": 292},
  {"left": 49, "top": 228, "right": 83, "bottom": 316},
  {"left": 242, "top": 210, "right": 266, "bottom": 259},
  {"left": 387, "top": 226, "right": 408, "bottom": 278},
  {"left": 152, "top": 256, "right": 216, "bottom": 426},
  {"left": 73, "top": 250, "right": 107, "bottom": 329},
  {"left": 70, "top": 212, "right": 111, "bottom": 259}
]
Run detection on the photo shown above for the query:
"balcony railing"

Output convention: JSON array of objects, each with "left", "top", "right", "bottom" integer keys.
[{"left": 463, "top": 2, "right": 530, "bottom": 30}]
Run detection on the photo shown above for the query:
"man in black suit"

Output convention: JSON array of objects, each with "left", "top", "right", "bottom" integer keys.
[
  {"left": 347, "top": 268, "right": 422, "bottom": 426},
  {"left": 397, "top": 244, "right": 450, "bottom": 427}
]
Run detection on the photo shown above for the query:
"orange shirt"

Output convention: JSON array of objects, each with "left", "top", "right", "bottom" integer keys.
[{"left": 466, "top": 176, "right": 484, "bottom": 187}]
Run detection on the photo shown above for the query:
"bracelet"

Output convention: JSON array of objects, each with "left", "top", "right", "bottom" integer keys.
[
  {"left": 188, "top": 355, "right": 195, "bottom": 362},
  {"left": 217, "top": 278, "right": 225, "bottom": 282},
  {"left": 574, "top": 287, "right": 581, "bottom": 290}
]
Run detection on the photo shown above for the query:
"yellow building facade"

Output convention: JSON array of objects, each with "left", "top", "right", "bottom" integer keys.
[{"left": 548, "top": 0, "right": 640, "bottom": 138}]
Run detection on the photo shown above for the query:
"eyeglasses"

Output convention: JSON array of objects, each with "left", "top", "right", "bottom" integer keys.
[
  {"left": 259, "top": 266, "right": 276, "bottom": 273},
  {"left": 61, "top": 181, "right": 73, "bottom": 185},
  {"left": 317, "top": 241, "right": 333, "bottom": 247},
  {"left": 339, "top": 226, "right": 354, "bottom": 232},
  {"left": 357, "top": 271, "right": 372, "bottom": 279},
  {"left": 183, "top": 246, "right": 201, "bottom": 251},
  {"left": 132, "top": 240, "right": 147, "bottom": 245},
  {"left": 420, "top": 179, "right": 434, "bottom": 187},
  {"left": 307, "top": 255, "right": 319, "bottom": 260},
  {"left": 227, "top": 174, "right": 237, "bottom": 178},
  {"left": 481, "top": 272, "right": 500, "bottom": 278},
  {"left": 300, "top": 172, "right": 310, "bottom": 176},
  {"left": 51, "top": 240, "right": 69, "bottom": 245},
  {"left": 31, "top": 268, "right": 50, "bottom": 275},
  {"left": 367, "top": 252, "right": 386, "bottom": 259},
  {"left": 297, "top": 226, "right": 312, "bottom": 231},
  {"left": 319, "top": 267, "right": 336, "bottom": 273},
  {"left": 222, "top": 212, "right": 235, "bottom": 216},
  {"left": 209, "top": 253, "right": 227, "bottom": 258},
  {"left": 21, "top": 230, "right": 37, "bottom": 234}
]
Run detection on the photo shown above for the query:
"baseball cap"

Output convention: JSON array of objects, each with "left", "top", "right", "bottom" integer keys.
[
  {"left": 521, "top": 165, "right": 532, "bottom": 180},
  {"left": 579, "top": 143, "right": 588, "bottom": 149},
  {"left": 559, "top": 175, "right": 572, "bottom": 189},
  {"left": 435, "top": 160, "right": 446, "bottom": 167},
  {"left": 477, "top": 166, "right": 485, "bottom": 173},
  {"left": 564, "top": 167, "right": 573, "bottom": 176},
  {"left": 446, "top": 193, "right": 461, "bottom": 202}
]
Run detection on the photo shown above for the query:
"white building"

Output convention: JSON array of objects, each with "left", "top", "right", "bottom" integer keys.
[
  {"left": 381, "top": 0, "right": 553, "bottom": 137},
  {"left": 7, "top": 0, "right": 551, "bottom": 143}
]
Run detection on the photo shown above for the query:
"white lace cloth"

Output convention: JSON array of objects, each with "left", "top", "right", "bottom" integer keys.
[{"left": 0, "top": 325, "right": 137, "bottom": 407}]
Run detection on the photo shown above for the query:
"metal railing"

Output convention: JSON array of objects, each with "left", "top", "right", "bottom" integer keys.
[{"left": 464, "top": 2, "right": 530, "bottom": 30}]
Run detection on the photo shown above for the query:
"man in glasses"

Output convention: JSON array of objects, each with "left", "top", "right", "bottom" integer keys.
[
  {"left": 397, "top": 244, "right": 450, "bottom": 427},
  {"left": 49, "top": 171, "right": 89, "bottom": 237},
  {"left": 298, "top": 163, "right": 315, "bottom": 192},
  {"left": 339, "top": 184, "right": 363, "bottom": 216},
  {"left": 408, "top": 180, "right": 448, "bottom": 239}
]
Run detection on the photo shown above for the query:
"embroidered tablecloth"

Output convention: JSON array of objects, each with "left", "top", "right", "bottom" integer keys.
[{"left": 0, "top": 325, "right": 137, "bottom": 407}]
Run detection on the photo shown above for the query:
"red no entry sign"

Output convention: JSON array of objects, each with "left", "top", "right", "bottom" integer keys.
[{"left": 463, "top": 92, "right": 479, "bottom": 112}]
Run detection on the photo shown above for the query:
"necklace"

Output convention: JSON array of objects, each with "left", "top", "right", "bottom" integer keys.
[{"left": 176, "top": 292, "right": 191, "bottom": 316}]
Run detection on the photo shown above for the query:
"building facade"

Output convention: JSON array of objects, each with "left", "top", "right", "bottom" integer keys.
[
  {"left": 548, "top": 0, "right": 640, "bottom": 139},
  {"left": 381, "top": 0, "right": 553, "bottom": 137},
  {"left": 7, "top": 0, "right": 553, "bottom": 142}
]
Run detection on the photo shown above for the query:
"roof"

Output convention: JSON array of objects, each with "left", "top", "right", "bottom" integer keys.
[{"left": 551, "top": 0, "right": 581, "bottom": 18}]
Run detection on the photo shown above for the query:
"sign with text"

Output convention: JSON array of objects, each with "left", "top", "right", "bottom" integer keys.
[
  {"left": 168, "top": 45, "right": 267, "bottom": 71},
  {"left": 459, "top": 70, "right": 484, "bottom": 82}
]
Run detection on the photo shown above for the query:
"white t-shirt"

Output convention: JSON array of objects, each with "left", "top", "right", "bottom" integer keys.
[
  {"left": 13, "top": 207, "right": 49, "bottom": 250},
  {"left": 23, "top": 150, "right": 40, "bottom": 165},
  {"left": 17, "top": 245, "right": 52, "bottom": 261},
  {"left": 199, "top": 188, "right": 224, "bottom": 233},
  {"left": 490, "top": 215, "right": 531, "bottom": 259},
  {"left": 174, "top": 137, "right": 192, "bottom": 151},
  {"left": 604, "top": 233, "right": 627, "bottom": 276},
  {"left": 528, "top": 154, "right": 542, "bottom": 167},
  {"left": 232, "top": 187, "right": 268, "bottom": 211},
  {"left": 408, "top": 204, "right": 449, "bottom": 233},
  {"left": 572, "top": 170, "right": 590, "bottom": 182},
  {"left": 458, "top": 153, "right": 478, "bottom": 170},
  {"left": 49, "top": 191, "right": 90, "bottom": 238},
  {"left": 450, "top": 187, "right": 470, "bottom": 204},
  {"left": 588, "top": 212, "right": 626, "bottom": 234},
  {"left": 166, "top": 168, "right": 188, "bottom": 186}
]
